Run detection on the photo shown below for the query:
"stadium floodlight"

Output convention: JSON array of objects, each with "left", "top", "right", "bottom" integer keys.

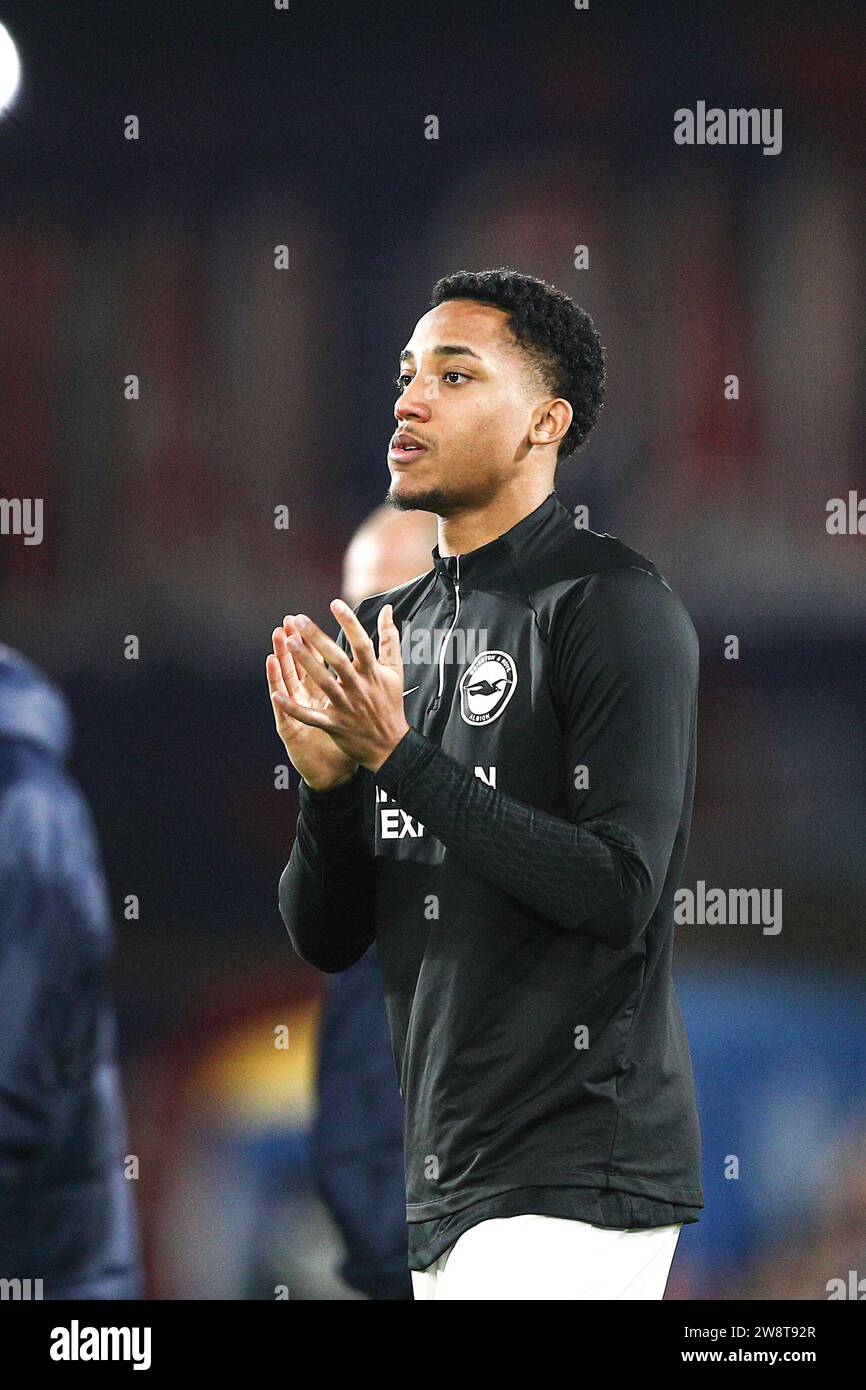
[{"left": 0, "top": 22, "right": 21, "bottom": 113}]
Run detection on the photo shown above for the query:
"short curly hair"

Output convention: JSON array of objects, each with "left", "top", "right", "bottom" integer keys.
[{"left": 430, "top": 267, "right": 606, "bottom": 468}]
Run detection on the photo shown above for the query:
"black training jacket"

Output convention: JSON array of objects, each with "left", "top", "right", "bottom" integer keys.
[{"left": 279, "top": 491, "right": 703, "bottom": 1272}]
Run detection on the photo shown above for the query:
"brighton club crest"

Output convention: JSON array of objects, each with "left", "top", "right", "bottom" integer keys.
[{"left": 459, "top": 650, "right": 517, "bottom": 726}]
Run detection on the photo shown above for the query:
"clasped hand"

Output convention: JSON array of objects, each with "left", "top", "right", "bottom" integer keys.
[{"left": 267, "top": 599, "right": 410, "bottom": 780}]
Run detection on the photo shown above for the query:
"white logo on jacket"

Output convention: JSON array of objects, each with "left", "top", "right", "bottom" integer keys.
[{"left": 459, "top": 650, "right": 517, "bottom": 726}]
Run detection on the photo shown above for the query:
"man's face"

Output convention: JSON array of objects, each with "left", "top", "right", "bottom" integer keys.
[{"left": 386, "top": 299, "right": 543, "bottom": 514}]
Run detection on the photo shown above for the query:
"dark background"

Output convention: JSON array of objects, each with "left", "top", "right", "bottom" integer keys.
[{"left": 0, "top": 0, "right": 864, "bottom": 1297}]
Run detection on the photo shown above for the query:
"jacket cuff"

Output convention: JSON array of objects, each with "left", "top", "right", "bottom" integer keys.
[
  {"left": 375, "top": 727, "right": 439, "bottom": 799},
  {"left": 299, "top": 766, "right": 365, "bottom": 818}
]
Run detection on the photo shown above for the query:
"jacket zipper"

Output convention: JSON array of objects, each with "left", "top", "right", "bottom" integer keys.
[{"left": 429, "top": 554, "right": 460, "bottom": 713}]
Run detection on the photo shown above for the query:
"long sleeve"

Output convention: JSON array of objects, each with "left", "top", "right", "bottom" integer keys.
[
  {"left": 0, "top": 773, "right": 129, "bottom": 1285},
  {"left": 278, "top": 766, "right": 378, "bottom": 972},
  {"left": 0, "top": 783, "right": 60, "bottom": 1186},
  {"left": 277, "top": 620, "right": 379, "bottom": 972},
  {"left": 374, "top": 567, "right": 698, "bottom": 951}
]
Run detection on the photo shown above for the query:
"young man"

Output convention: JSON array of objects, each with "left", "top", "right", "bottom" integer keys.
[{"left": 269, "top": 268, "right": 703, "bottom": 1300}]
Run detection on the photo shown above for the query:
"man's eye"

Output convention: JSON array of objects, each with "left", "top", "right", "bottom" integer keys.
[{"left": 393, "top": 371, "right": 469, "bottom": 390}]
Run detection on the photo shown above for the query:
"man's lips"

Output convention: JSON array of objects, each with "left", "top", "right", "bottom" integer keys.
[{"left": 389, "top": 433, "right": 429, "bottom": 461}]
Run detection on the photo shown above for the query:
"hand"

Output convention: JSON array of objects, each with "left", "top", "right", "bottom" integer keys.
[
  {"left": 270, "top": 600, "right": 410, "bottom": 773},
  {"left": 267, "top": 616, "right": 359, "bottom": 791}
]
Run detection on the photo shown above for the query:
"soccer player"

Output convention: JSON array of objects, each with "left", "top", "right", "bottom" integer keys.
[{"left": 269, "top": 268, "right": 703, "bottom": 1300}]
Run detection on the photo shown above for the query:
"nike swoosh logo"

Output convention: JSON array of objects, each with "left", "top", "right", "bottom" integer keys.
[{"left": 402, "top": 685, "right": 420, "bottom": 697}]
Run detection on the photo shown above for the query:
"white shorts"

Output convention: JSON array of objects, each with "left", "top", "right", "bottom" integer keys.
[{"left": 411, "top": 1214, "right": 682, "bottom": 1301}]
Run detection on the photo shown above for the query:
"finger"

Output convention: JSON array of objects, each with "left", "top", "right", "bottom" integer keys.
[
  {"left": 267, "top": 655, "right": 303, "bottom": 739},
  {"left": 328, "top": 600, "right": 377, "bottom": 674},
  {"left": 377, "top": 603, "right": 403, "bottom": 676},
  {"left": 271, "top": 690, "right": 336, "bottom": 733},
  {"left": 287, "top": 634, "right": 349, "bottom": 705},
  {"left": 294, "top": 611, "right": 360, "bottom": 680},
  {"left": 272, "top": 627, "right": 303, "bottom": 698},
  {"left": 266, "top": 652, "right": 288, "bottom": 701},
  {"left": 283, "top": 614, "right": 328, "bottom": 668}
]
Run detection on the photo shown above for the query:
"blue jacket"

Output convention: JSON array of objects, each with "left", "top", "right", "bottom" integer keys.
[
  {"left": 0, "top": 644, "right": 141, "bottom": 1298},
  {"left": 309, "top": 944, "right": 411, "bottom": 1299}
]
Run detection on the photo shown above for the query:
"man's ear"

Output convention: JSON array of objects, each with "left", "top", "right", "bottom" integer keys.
[{"left": 531, "top": 397, "right": 572, "bottom": 449}]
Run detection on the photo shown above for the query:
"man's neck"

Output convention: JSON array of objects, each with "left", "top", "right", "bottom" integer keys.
[{"left": 437, "top": 483, "right": 555, "bottom": 557}]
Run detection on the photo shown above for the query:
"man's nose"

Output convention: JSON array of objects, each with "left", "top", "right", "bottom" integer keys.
[{"left": 395, "top": 381, "right": 433, "bottom": 421}]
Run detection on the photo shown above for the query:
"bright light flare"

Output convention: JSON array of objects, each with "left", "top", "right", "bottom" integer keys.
[{"left": 0, "top": 23, "right": 22, "bottom": 112}]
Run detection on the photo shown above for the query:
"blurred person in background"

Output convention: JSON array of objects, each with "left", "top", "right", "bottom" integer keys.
[
  {"left": 309, "top": 505, "right": 437, "bottom": 1301},
  {"left": 0, "top": 644, "right": 141, "bottom": 1299}
]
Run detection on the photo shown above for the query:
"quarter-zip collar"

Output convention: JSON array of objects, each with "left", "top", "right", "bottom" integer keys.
[{"left": 430, "top": 491, "right": 560, "bottom": 588}]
